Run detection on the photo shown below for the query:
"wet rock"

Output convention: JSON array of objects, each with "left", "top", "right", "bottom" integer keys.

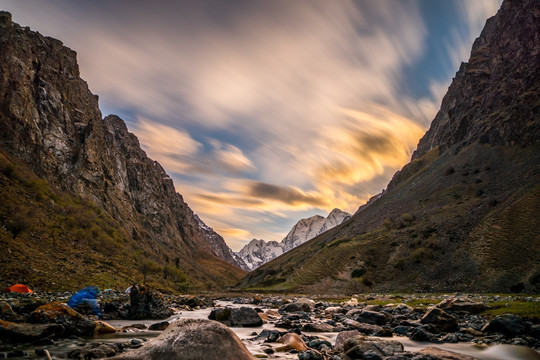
[
  {"left": 440, "top": 333, "right": 459, "bottom": 343},
  {"left": 302, "top": 322, "right": 335, "bottom": 332},
  {"left": 67, "top": 343, "right": 122, "bottom": 359},
  {"left": 0, "top": 319, "right": 64, "bottom": 344},
  {"left": 278, "top": 301, "right": 312, "bottom": 314},
  {"left": 94, "top": 320, "right": 116, "bottom": 334},
  {"left": 148, "top": 321, "right": 169, "bottom": 331},
  {"left": 341, "top": 318, "right": 382, "bottom": 334},
  {"left": 421, "top": 307, "right": 458, "bottom": 333},
  {"left": 437, "top": 297, "right": 487, "bottom": 314},
  {"left": 409, "top": 327, "right": 436, "bottom": 342},
  {"left": 257, "top": 329, "right": 281, "bottom": 342},
  {"left": 355, "top": 310, "right": 392, "bottom": 325},
  {"left": 114, "top": 319, "right": 255, "bottom": 360},
  {"left": 481, "top": 314, "right": 527, "bottom": 336},
  {"left": 127, "top": 285, "right": 173, "bottom": 320},
  {"left": 27, "top": 302, "right": 96, "bottom": 336},
  {"left": 335, "top": 330, "right": 362, "bottom": 352},
  {"left": 298, "top": 349, "right": 324, "bottom": 360},
  {"left": 342, "top": 336, "right": 404, "bottom": 359},
  {"left": 0, "top": 301, "right": 24, "bottom": 322},
  {"left": 417, "top": 346, "right": 477, "bottom": 359},
  {"left": 208, "top": 306, "right": 263, "bottom": 327},
  {"left": 276, "top": 332, "right": 307, "bottom": 352}
]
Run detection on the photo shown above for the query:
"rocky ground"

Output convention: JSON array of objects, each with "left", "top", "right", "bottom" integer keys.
[{"left": 0, "top": 288, "right": 538, "bottom": 359}]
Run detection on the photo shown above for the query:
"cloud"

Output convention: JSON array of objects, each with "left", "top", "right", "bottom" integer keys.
[{"left": 1, "top": 1, "right": 500, "bottom": 250}]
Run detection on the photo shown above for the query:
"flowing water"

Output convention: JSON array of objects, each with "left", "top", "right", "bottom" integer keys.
[{"left": 2, "top": 301, "right": 539, "bottom": 360}]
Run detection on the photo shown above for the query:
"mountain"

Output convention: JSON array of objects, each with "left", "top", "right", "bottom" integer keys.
[
  {"left": 240, "top": 0, "right": 540, "bottom": 294},
  {"left": 0, "top": 11, "right": 245, "bottom": 291},
  {"left": 236, "top": 209, "right": 351, "bottom": 271}
]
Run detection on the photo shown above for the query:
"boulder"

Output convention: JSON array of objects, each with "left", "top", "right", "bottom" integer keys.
[
  {"left": 417, "top": 346, "right": 478, "bottom": 359},
  {"left": 68, "top": 343, "right": 122, "bottom": 359},
  {"left": 437, "top": 297, "right": 487, "bottom": 314},
  {"left": 148, "top": 321, "right": 169, "bottom": 331},
  {"left": 481, "top": 314, "right": 527, "bottom": 336},
  {"left": 278, "top": 301, "right": 312, "bottom": 313},
  {"left": 342, "top": 318, "right": 382, "bottom": 335},
  {"left": 208, "top": 307, "right": 263, "bottom": 327},
  {"left": 302, "top": 322, "right": 335, "bottom": 332},
  {"left": 27, "top": 302, "right": 96, "bottom": 336},
  {"left": 335, "top": 330, "right": 362, "bottom": 352},
  {"left": 298, "top": 349, "right": 324, "bottom": 360},
  {"left": 409, "top": 326, "right": 436, "bottom": 342},
  {"left": 355, "top": 310, "right": 391, "bottom": 325},
  {"left": 0, "top": 319, "right": 64, "bottom": 344},
  {"left": 342, "top": 336, "right": 404, "bottom": 359},
  {"left": 420, "top": 306, "right": 458, "bottom": 333},
  {"left": 276, "top": 332, "right": 307, "bottom": 352},
  {"left": 94, "top": 320, "right": 117, "bottom": 334},
  {"left": 114, "top": 319, "right": 255, "bottom": 360},
  {"left": 127, "top": 285, "right": 173, "bottom": 320},
  {"left": 0, "top": 301, "right": 24, "bottom": 322}
]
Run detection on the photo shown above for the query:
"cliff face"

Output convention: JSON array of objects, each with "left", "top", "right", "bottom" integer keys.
[
  {"left": 0, "top": 11, "right": 245, "bottom": 288},
  {"left": 241, "top": 0, "right": 540, "bottom": 294},
  {"left": 413, "top": 0, "right": 540, "bottom": 159}
]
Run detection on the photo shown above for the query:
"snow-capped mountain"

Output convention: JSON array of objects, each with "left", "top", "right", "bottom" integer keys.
[{"left": 236, "top": 209, "right": 351, "bottom": 271}]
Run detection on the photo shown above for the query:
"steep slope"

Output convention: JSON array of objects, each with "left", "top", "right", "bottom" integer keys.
[
  {"left": 240, "top": 0, "right": 540, "bottom": 294},
  {"left": 0, "top": 11, "right": 246, "bottom": 290},
  {"left": 237, "top": 209, "right": 351, "bottom": 270}
]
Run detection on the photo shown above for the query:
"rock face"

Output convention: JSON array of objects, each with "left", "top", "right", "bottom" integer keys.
[
  {"left": 240, "top": 0, "right": 540, "bottom": 293},
  {"left": 115, "top": 319, "right": 255, "bottom": 360},
  {"left": 236, "top": 209, "right": 351, "bottom": 270},
  {"left": 0, "top": 11, "right": 245, "bottom": 287},
  {"left": 412, "top": 0, "right": 540, "bottom": 159}
]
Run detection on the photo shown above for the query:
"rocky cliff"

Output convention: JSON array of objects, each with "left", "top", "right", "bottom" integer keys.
[
  {"left": 236, "top": 209, "right": 351, "bottom": 271},
  {"left": 241, "top": 0, "right": 540, "bottom": 293},
  {"left": 0, "top": 11, "right": 245, "bottom": 290}
]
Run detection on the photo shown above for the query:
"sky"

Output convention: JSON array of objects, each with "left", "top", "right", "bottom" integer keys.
[{"left": 0, "top": 0, "right": 501, "bottom": 251}]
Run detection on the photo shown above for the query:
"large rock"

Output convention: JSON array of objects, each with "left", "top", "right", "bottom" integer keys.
[
  {"left": 128, "top": 285, "right": 173, "bottom": 320},
  {"left": 208, "top": 307, "right": 263, "bottom": 327},
  {"left": 341, "top": 336, "right": 404, "bottom": 359},
  {"left": 276, "top": 333, "right": 307, "bottom": 352},
  {"left": 355, "top": 310, "right": 391, "bottom": 325},
  {"left": 27, "top": 302, "right": 96, "bottom": 336},
  {"left": 420, "top": 306, "right": 458, "bottom": 333},
  {"left": 278, "top": 301, "right": 312, "bottom": 314},
  {"left": 0, "top": 319, "right": 64, "bottom": 344},
  {"left": 481, "top": 314, "right": 527, "bottom": 336},
  {"left": 114, "top": 319, "right": 254, "bottom": 360},
  {"left": 417, "top": 346, "right": 478, "bottom": 360},
  {"left": 437, "top": 297, "right": 487, "bottom": 314}
]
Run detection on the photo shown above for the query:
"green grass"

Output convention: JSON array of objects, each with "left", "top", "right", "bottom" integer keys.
[{"left": 481, "top": 301, "right": 540, "bottom": 321}]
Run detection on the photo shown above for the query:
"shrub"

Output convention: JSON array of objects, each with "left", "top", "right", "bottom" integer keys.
[
  {"left": 351, "top": 268, "right": 366, "bottom": 278},
  {"left": 393, "top": 257, "right": 406, "bottom": 270},
  {"left": 401, "top": 213, "right": 415, "bottom": 224},
  {"left": 2, "top": 163, "right": 16, "bottom": 178}
]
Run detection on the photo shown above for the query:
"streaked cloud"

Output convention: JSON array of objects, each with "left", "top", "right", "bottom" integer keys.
[{"left": 0, "top": 0, "right": 501, "bottom": 250}]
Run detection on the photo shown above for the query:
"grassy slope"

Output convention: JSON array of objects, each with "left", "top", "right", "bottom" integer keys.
[
  {"left": 240, "top": 143, "right": 540, "bottom": 294},
  {"left": 0, "top": 150, "right": 245, "bottom": 293}
]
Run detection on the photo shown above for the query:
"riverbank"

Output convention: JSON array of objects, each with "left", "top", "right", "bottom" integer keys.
[{"left": 1, "top": 290, "right": 539, "bottom": 359}]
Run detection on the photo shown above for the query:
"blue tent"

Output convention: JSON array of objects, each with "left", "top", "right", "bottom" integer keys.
[{"left": 67, "top": 286, "right": 102, "bottom": 317}]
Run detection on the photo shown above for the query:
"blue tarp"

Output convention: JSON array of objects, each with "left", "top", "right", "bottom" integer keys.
[{"left": 67, "top": 286, "right": 102, "bottom": 317}]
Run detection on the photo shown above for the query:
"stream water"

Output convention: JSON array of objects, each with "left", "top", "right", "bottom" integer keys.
[{"left": 2, "top": 301, "right": 539, "bottom": 360}]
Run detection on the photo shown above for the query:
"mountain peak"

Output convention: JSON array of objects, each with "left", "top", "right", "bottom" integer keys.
[{"left": 236, "top": 208, "right": 351, "bottom": 270}]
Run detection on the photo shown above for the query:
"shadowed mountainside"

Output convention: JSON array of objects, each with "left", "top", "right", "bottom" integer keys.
[
  {"left": 240, "top": 0, "right": 540, "bottom": 294},
  {"left": 0, "top": 11, "right": 246, "bottom": 291}
]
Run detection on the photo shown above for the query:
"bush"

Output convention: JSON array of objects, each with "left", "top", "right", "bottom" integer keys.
[
  {"left": 2, "top": 163, "right": 16, "bottom": 178},
  {"left": 351, "top": 268, "right": 366, "bottom": 278},
  {"left": 393, "top": 257, "right": 406, "bottom": 270}
]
